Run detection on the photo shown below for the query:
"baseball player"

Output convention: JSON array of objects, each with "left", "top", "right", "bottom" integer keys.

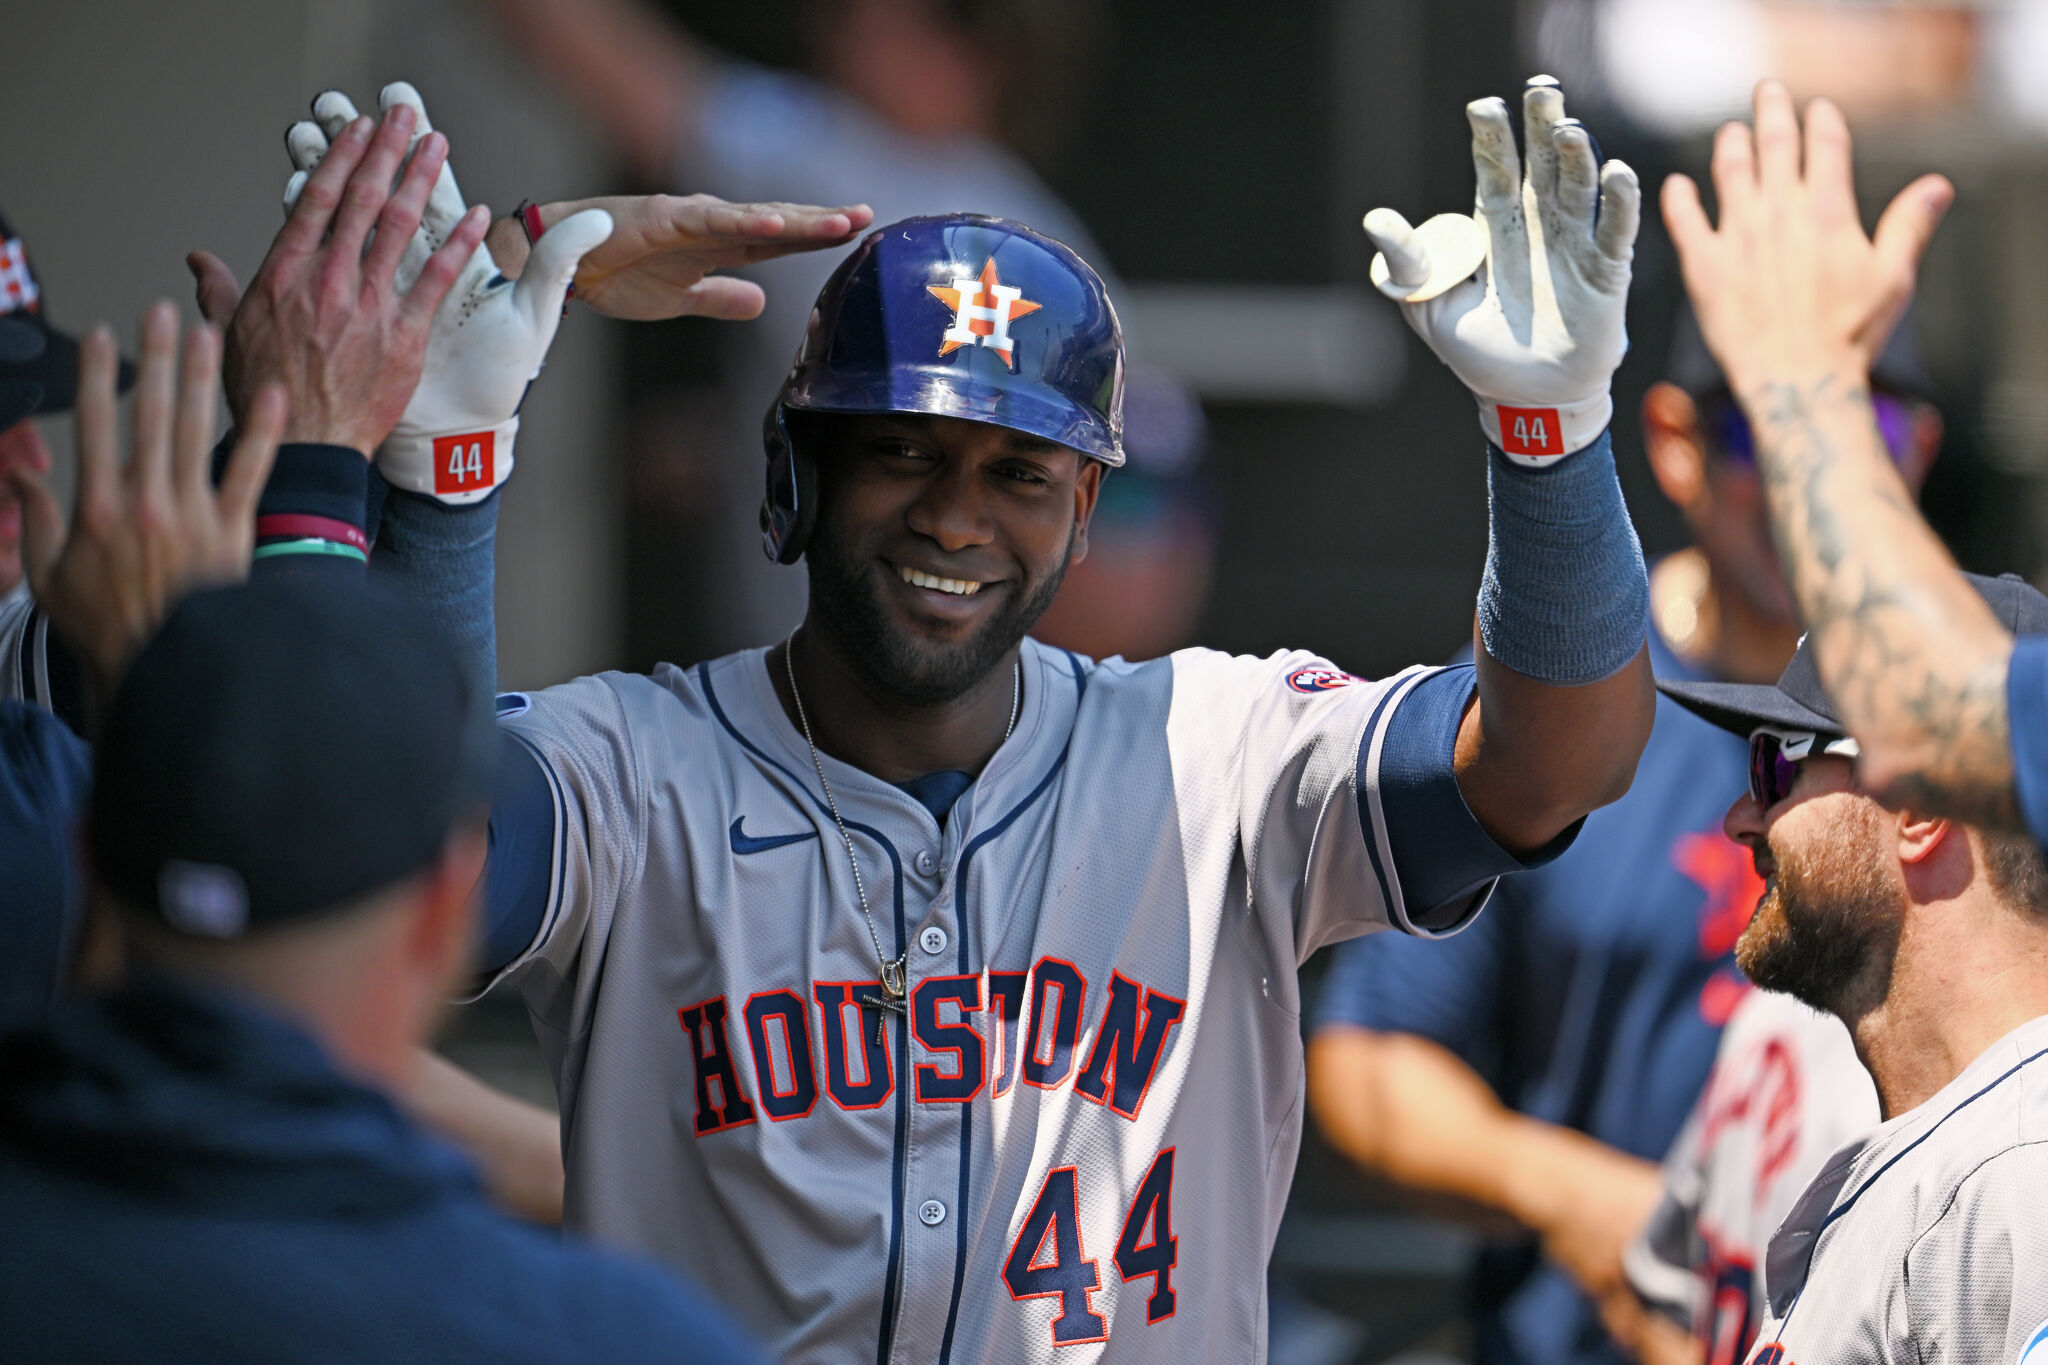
[
  {"left": 283, "top": 75, "right": 1659, "bottom": 1362},
  {"left": 1621, "top": 989, "right": 1877, "bottom": 1365},
  {"left": 1650, "top": 572, "right": 2048, "bottom": 1365}
]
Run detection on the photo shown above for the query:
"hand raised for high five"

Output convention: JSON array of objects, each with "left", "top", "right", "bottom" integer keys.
[
  {"left": 1, "top": 304, "right": 286, "bottom": 699},
  {"left": 187, "top": 98, "right": 492, "bottom": 456},
  {"left": 1661, "top": 80, "right": 1953, "bottom": 400},
  {"left": 488, "top": 194, "right": 874, "bottom": 321}
]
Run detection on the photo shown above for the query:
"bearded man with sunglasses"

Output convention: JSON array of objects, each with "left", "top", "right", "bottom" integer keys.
[{"left": 1643, "top": 570, "right": 2048, "bottom": 1365}]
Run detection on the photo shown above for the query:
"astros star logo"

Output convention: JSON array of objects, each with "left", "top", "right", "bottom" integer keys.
[{"left": 927, "top": 258, "right": 1042, "bottom": 369}]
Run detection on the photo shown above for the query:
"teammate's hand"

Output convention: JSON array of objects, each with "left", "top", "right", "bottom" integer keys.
[
  {"left": 486, "top": 194, "right": 875, "bottom": 322},
  {"left": 190, "top": 99, "right": 490, "bottom": 456},
  {"left": 278, "top": 82, "right": 613, "bottom": 504},
  {"left": 1663, "top": 80, "right": 1952, "bottom": 402},
  {"left": 1365, "top": 78, "right": 1639, "bottom": 463},
  {"left": 2, "top": 302, "right": 286, "bottom": 697}
]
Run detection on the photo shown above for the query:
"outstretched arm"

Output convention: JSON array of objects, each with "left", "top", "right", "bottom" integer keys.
[
  {"left": 1660, "top": 83, "right": 2002, "bottom": 824},
  {"left": 1367, "top": 79, "right": 1654, "bottom": 855}
]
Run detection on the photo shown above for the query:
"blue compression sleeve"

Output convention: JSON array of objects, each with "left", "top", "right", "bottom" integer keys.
[
  {"left": 2007, "top": 636, "right": 2048, "bottom": 854},
  {"left": 1372, "top": 665, "right": 1577, "bottom": 928},
  {"left": 479, "top": 728, "right": 555, "bottom": 974},
  {"left": 369, "top": 478, "right": 501, "bottom": 690},
  {"left": 1477, "top": 429, "right": 1649, "bottom": 683}
]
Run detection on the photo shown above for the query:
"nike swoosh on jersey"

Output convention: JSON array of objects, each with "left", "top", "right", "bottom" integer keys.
[{"left": 729, "top": 817, "right": 818, "bottom": 855}]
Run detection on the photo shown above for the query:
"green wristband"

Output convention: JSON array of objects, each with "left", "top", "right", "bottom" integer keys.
[{"left": 253, "top": 537, "right": 369, "bottom": 565}]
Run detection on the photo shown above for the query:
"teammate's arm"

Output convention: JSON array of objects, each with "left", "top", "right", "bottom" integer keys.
[
  {"left": 1367, "top": 79, "right": 1654, "bottom": 857},
  {"left": 401, "top": 1049, "right": 564, "bottom": 1226},
  {"left": 481, "top": 0, "right": 711, "bottom": 184},
  {"left": 1307, "top": 949, "right": 1662, "bottom": 1305},
  {"left": 1660, "top": 84, "right": 2016, "bottom": 831}
]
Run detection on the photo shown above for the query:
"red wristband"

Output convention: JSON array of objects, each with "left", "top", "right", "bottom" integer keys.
[
  {"left": 521, "top": 202, "right": 547, "bottom": 245},
  {"left": 255, "top": 513, "right": 369, "bottom": 555}
]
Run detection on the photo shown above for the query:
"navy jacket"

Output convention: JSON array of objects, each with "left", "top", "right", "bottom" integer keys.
[{"left": 0, "top": 977, "right": 764, "bottom": 1363}]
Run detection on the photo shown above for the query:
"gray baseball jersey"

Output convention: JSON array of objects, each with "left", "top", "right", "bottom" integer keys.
[
  {"left": 1625, "top": 988, "right": 1877, "bottom": 1365},
  {"left": 489, "top": 637, "right": 1489, "bottom": 1363},
  {"left": 1743, "top": 1013, "right": 2048, "bottom": 1365}
]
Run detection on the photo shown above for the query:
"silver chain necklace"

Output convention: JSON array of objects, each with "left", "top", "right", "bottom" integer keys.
[{"left": 784, "top": 632, "right": 1020, "bottom": 1044}]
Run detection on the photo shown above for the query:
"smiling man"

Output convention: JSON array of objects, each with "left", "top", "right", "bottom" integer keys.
[
  {"left": 381, "top": 80, "right": 1659, "bottom": 1362},
  {"left": 1652, "top": 572, "right": 2048, "bottom": 1365}
]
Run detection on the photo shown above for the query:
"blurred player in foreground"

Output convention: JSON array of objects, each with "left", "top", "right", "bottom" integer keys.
[
  {"left": 311, "top": 73, "right": 1659, "bottom": 1358},
  {"left": 1642, "top": 573, "right": 2048, "bottom": 1363},
  {"left": 1306, "top": 307, "right": 1937, "bottom": 1365}
]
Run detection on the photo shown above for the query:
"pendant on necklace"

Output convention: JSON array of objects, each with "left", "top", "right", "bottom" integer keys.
[{"left": 859, "top": 955, "right": 910, "bottom": 1046}]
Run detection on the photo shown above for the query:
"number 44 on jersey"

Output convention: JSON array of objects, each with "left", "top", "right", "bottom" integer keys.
[{"left": 1004, "top": 1149, "right": 1179, "bottom": 1347}]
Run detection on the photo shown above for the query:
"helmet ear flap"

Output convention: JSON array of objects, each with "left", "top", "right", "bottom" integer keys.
[{"left": 760, "top": 403, "right": 819, "bottom": 564}]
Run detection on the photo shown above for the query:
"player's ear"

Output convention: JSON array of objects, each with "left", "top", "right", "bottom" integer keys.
[
  {"left": 1643, "top": 382, "right": 1707, "bottom": 512},
  {"left": 1069, "top": 458, "right": 1105, "bottom": 565},
  {"left": 1895, "top": 808, "right": 1950, "bottom": 866}
]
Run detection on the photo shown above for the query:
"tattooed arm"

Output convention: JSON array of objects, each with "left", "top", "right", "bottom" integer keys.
[{"left": 1658, "top": 82, "right": 2024, "bottom": 826}]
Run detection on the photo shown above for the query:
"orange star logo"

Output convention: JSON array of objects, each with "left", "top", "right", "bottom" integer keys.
[{"left": 927, "top": 258, "right": 1043, "bottom": 369}]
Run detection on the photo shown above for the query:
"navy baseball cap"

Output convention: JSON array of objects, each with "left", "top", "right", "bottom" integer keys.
[
  {"left": 1659, "top": 572, "right": 2048, "bottom": 740},
  {"left": 88, "top": 579, "right": 497, "bottom": 938},
  {"left": 0, "top": 208, "right": 133, "bottom": 426}
]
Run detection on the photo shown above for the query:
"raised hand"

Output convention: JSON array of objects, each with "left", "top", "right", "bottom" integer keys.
[
  {"left": 275, "top": 82, "right": 612, "bottom": 504},
  {"left": 2, "top": 303, "right": 286, "bottom": 696},
  {"left": 188, "top": 98, "right": 491, "bottom": 456},
  {"left": 1365, "top": 77, "right": 1640, "bottom": 463},
  {"left": 1662, "top": 80, "right": 1952, "bottom": 401},
  {"left": 493, "top": 194, "right": 874, "bottom": 321}
]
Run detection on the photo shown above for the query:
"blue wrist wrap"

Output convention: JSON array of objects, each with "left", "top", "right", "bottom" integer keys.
[{"left": 1477, "top": 428, "right": 1648, "bottom": 684}]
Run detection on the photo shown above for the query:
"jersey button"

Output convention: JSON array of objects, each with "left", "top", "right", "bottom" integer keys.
[
  {"left": 920, "top": 926, "right": 949, "bottom": 955},
  {"left": 915, "top": 850, "right": 939, "bottom": 877},
  {"left": 919, "top": 1200, "right": 947, "bottom": 1227}
]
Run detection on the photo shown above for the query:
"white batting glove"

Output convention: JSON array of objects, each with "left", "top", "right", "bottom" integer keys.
[
  {"left": 1365, "top": 77, "right": 1640, "bottom": 465},
  {"left": 284, "top": 82, "right": 613, "bottom": 504}
]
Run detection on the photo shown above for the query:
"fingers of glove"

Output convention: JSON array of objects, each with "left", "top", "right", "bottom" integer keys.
[
  {"left": 324, "top": 102, "right": 416, "bottom": 268},
  {"left": 1522, "top": 77, "right": 1566, "bottom": 205},
  {"left": 1552, "top": 120, "right": 1602, "bottom": 241},
  {"left": 1754, "top": 79, "right": 1802, "bottom": 194},
  {"left": 185, "top": 251, "right": 243, "bottom": 329},
  {"left": 379, "top": 82, "right": 434, "bottom": 135},
  {"left": 275, "top": 115, "right": 371, "bottom": 260},
  {"left": 312, "top": 89, "right": 363, "bottom": 141},
  {"left": 404, "top": 204, "right": 492, "bottom": 324},
  {"left": 672, "top": 275, "right": 768, "bottom": 322},
  {"left": 1872, "top": 172, "right": 1955, "bottom": 287},
  {"left": 1594, "top": 160, "right": 1643, "bottom": 270},
  {"left": 218, "top": 383, "right": 286, "bottom": 527},
  {"left": 364, "top": 131, "right": 448, "bottom": 291},
  {"left": 127, "top": 302, "right": 181, "bottom": 505},
  {"left": 379, "top": 81, "right": 468, "bottom": 242},
  {"left": 283, "top": 169, "right": 308, "bottom": 220},
  {"left": 172, "top": 324, "right": 223, "bottom": 498},
  {"left": 286, "top": 120, "right": 329, "bottom": 178},
  {"left": 511, "top": 207, "right": 614, "bottom": 330},
  {"left": 1802, "top": 96, "right": 1859, "bottom": 227},
  {"left": 1467, "top": 97, "right": 1521, "bottom": 220},
  {"left": 1362, "top": 207, "right": 1432, "bottom": 291}
]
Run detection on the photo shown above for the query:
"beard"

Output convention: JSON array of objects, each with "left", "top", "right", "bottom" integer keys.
[
  {"left": 803, "top": 523, "right": 1075, "bottom": 708},
  {"left": 1735, "top": 807, "right": 1900, "bottom": 1018}
]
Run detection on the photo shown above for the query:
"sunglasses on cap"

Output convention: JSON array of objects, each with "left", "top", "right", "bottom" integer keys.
[
  {"left": 1713, "top": 391, "right": 1915, "bottom": 469},
  {"left": 1749, "top": 726, "right": 1862, "bottom": 809}
]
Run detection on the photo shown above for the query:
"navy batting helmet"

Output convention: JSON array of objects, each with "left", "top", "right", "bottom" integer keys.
[{"left": 760, "top": 214, "right": 1125, "bottom": 564}]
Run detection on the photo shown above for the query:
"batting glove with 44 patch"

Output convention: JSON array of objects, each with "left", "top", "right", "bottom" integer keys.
[
  {"left": 283, "top": 82, "right": 613, "bottom": 503},
  {"left": 1365, "top": 76, "right": 1639, "bottom": 465}
]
